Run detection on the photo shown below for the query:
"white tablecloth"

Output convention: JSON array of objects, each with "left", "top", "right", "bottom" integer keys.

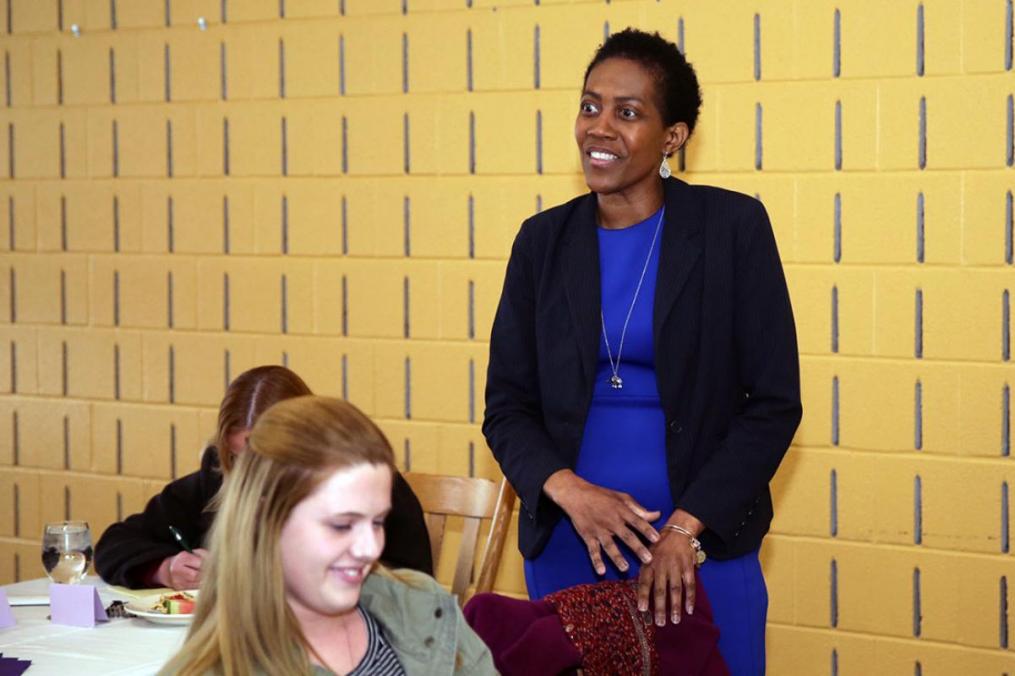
[{"left": 0, "top": 577, "right": 186, "bottom": 675}]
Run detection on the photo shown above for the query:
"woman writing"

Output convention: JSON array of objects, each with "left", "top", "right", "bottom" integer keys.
[
  {"left": 95, "top": 365, "right": 433, "bottom": 589},
  {"left": 160, "top": 395, "right": 495, "bottom": 675},
  {"left": 483, "top": 29, "right": 801, "bottom": 674}
]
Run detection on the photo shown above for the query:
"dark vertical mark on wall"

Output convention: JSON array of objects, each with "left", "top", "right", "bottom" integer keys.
[
  {"left": 115, "top": 418, "right": 123, "bottom": 473},
  {"left": 834, "top": 101, "right": 842, "bottom": 170},
  {"left": 915, "top": 288, "right": 924, "bottom": 358},
  {"left": 223, "top": 117, "right": 230, "bottom": 175},
  {"left": 341, "top": 196, "right": 348, "bottom": 255},
  {"left": 170, "top": 423, "right": 177, "bottom": 479},
  {"left": 469, "top": 441, "right": 476, "bottom": 478},
  {"left": 222, "top": 195, "right": 230, "bottom": 252},
  {"left": 116, "top": 492, "right": 123, "bottom": 522},
  {"left": 918, "top": 96, "right": 927, "bottom": 169},
  {"left": 223, "top": 273, "right": 230, "bottom": 330},
  {"left": 339, "top": 36, "right": 345, "bottom": 95},
  {"left": 914, "top": 380, "right": 923, "bottom": 450},
  {"left": 1003, "top": 383, "right": 1011, "bottom": 457},
  {"left": 833, "top": 193, "right": 842, "bottom": 263},
  {"left": 916, "top": 4, "right": 925, "bottom": 76},
  {"left": 12, "top": 484, "right": 19, "bottom": 536},
  {"left": 469, "top": 359, "right": 476, "bottom": 424},
  {"left": 403, "top": 113, "right": 410, "bottom": 174},
  {"left": 11, "top": 411, "right": 18, "bottom": 464},
  {"left": 831, "top": 285, "right": 839, "bottom": 353},
  {"left": 831, "top": 376, "right": 840, "bottom": 446},
  {"left": 60, "top": 269, "right": 66, "bottom": 323},
  {"left": 1001, "top": 576, "right": 1010, "bottom": 648},
  {"left": 833, "top": 9, "right": 841, "bottom": 77},
  {"left": 4, "top": 51, "right": 10, "bottom": 107},
  {"left": 677, "top": 18, "right": 685, "bottom": 54},
  {"left": 468, "top": 194, "right": 475, "bottom": 258},
  {"left": 468, "top": 280, "right": 475, "bottom": 339},
  {"left": 113, "top": 270, "right": 120, "bottom": 326},
  {"left": 220, "top": 42, "right": 227, "bottom": 100},
  {"left": 341, "top": 354, "right": 349, "bottom": 399},
  {"left": 164, "top": 43, "right": 171, "bottom": 101},
  {"left": 603, "top": 22, "right": 610, "bottom": 41},
  {"left": 753, "top": 13, "right": 761, "bottom": 81},
  {"left": 279, "top": 0, "right": 285, "bottom": 19},
  {"left": 1006, "top": 191, "right": 1013, "bottom": 264},
  {"left": 830, "top": 558, "right": 838, "bottom": 627},
  {"left": 403, "top": 438, "right": 411, "bottom": 472},
  {"left": 466, "top": 29, "right": 474, "bottom": 91},
  {"left": 535, "top": 110, "right": 544, "bottom": 174},
  {"left": 402, "top": 32, "right": 409, "bottom": 93},
  {"left": 59, "top": 123, "right": 66, "bottom": 178},
  {"left": 113, "top": 343, "right": 121, "bottom": 399},
  {"left": 341, "top": 275, "right": 348, "bottom": 336},
  {"left": 916, "top": 192, "right": 925, "bottom": 263},
  {"left": 281, "top": 195, "right": 288, "bottom": 253},
  {"left": 913, "top": 567, "right": 922, "bottom": 636},
  {"left": 469, "top": 111, "right": 476, "bottom": 174},
  {"left": 1008, "top": 94, "right": 1014, "bottom": 167},
  {"left": 167, "top": 196, "right": 174, "bottom": 252},
  {"left": 281, "top": 274, "right": 288, "bottom": 334},
  {"left": 281, "top": 117, "right": 288, "bottom": 175},
  {"left": 224, "top": 349, "right": 231, "bottom": 390},
  {"left": 403, "top": 196, "right": 411, "bottom": 256},
  {"left": 1007, "top": 0, "right": 1013, "bottom": 71},
  {"left": 167, "top": 271, "right": 174, "bottom": 328},
  {"left": 534, "top": 24, "right": 541, "bottom": 89},
  {"left": 58, "top": 0, "right": 64, "bottom": 30},
  {"left": 278, "top": 39, "right": 286, "bottom": 98},
  {"left": 166, "top": 120, "right": 174, "bottom": 177},
  {"left": 914, "top": 475, "right": 923, "bottom": 544},
  {"left": 6, "top": 122, "right": 12, "bottom": 178},
  {"left": 63, "top": 416, "right": 70, "bottom": 469},
  {"left": 60, "top": 195, "right": 67, "bottom": 251},
  {"left": 1002, "top": 481, "right": 1010, "bottom": 553},
  {"left": 64, "top": 485, "right": 71, "bottom": 521},
  {"left": 61, "top": 341, "right": 68, "bottom": 395},
  {"left": 830, "top": 469, "right": 838, "bottom": 536},
  {"left": 6, "top": 267, "right": 13, "bottom": 322},
  {"left": 112, "top": 120, "right": 119, "bottom": 176},
  {"left": 8, "top": 341, "right": 14, "bottom": 392},
  {"left": 341, "top": 116, "right": 348, "bottom": 174},
  {"left": 113, "top": 194, "right": 121, "bottom": 252},
  {"left": 110, "top": 0, "right": 117, "bottom": 29},
  {"left": 7, "top": 196, "right": 12, "bottom": 249},
  {"left": 404, "top": 357, "right": 412, "bottom": 419},
  {"left": 754, "top": 103, "right": 763, "bottom": 170},
  {"left": 402, "top": 276, "right": 410, "bottom": 338},
  {"left": 57, "top": 50, "right": 63, "bottom": 105},
  {"left": 109, "top": 48, "right": 116, "bottom": 103},
  {"left": 1003, "top": 289, "right": 1011, "bottom": 361},
  {"left": 168, "top": 345, "right": 175, "bottom": 403}
]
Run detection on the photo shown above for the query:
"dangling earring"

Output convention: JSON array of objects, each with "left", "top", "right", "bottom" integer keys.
[{"left": 659, "top": 153, "right": 672, "bottom": 179}]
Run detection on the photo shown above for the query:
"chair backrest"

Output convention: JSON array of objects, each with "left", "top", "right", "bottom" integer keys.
[{"left": 403, "top": 473, "right": 516, "bottom": 605}]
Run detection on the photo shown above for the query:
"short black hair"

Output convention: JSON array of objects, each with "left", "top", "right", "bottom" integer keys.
[{"left": 583, "top": 28, "right": 702, "bottom": 134}]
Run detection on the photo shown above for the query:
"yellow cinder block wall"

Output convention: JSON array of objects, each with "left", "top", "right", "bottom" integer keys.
[{"left": 1, "top": 0, "right": 1013, "bottom": 671}]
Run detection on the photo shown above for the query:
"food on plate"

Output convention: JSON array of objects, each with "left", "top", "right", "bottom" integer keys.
[{"left": 151, "top": 591, "right": 196, "bottom": 615}]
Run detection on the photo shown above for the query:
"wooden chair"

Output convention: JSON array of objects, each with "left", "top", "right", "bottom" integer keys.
[{"left": 403, "top": 473, "right": 516, "bottom": 605}]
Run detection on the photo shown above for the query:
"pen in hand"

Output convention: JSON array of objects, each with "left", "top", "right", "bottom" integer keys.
[{"left": 168, "top": 525, "right": 194, "bottom": 553}]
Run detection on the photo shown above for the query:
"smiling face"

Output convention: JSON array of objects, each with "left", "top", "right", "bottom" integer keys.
[
  {"left": 575, "top": 57, "right": 687, "bottom": 201},
  {"left": 278, "top": 462, "right": 392, "bottom": 623}
]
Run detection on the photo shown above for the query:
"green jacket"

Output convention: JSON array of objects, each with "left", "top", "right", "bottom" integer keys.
[{"left": 315, "top": 570, "right": 498, "bottom": 676}]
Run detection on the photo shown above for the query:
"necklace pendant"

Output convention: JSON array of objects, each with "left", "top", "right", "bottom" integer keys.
[{"left": 609, "top": 374, "right": 623, "bottom": 389}]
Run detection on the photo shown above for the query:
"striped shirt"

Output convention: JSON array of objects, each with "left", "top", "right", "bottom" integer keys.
[{"left": 347, "top": 607, "right": 405, "bottom": 676}]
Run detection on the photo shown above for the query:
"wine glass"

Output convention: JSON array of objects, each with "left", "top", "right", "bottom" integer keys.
[{"left": 41, "top": 521, "right": 93, "bottom": 584}]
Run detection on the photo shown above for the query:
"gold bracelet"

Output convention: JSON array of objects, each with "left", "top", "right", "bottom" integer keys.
[{"left": 662, "top": 524, "right": 707, "bottom": 567}]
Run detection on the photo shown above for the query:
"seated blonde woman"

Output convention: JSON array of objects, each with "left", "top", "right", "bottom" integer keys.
[{"left": 160, "top": 396, "right": 496, "bottom": 676}]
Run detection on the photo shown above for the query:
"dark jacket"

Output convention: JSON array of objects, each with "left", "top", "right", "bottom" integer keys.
[
  {"left": 95, "top": 447, "right": 434, "bottom": 587},
  {"left": 483, "top": 178, "right": 802, "bottom": 561}
]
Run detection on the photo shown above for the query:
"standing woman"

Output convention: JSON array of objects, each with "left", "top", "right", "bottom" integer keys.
[{"left": 483, "top": 29, "right": 801, "bottom": 674}]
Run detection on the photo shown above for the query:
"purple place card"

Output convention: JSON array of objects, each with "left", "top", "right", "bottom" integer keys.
[
  {"left": 0, "top": 590, "right": 13, "bottom": 629},
  {"left": 49, "top": 584, "right": 108, "bottom": 628},
  {"left": 0, "top": 654, "right": 32, "bottom": 676}
]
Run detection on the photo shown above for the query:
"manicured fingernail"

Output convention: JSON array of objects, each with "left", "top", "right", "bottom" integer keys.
[
  {"left": 687, "top": 605, "right": 694, "bottom": 615},
  {"left": 618, "top": 563, "right": 628, "bottom": 572},
  {"left": 656, "top": 616, "right": 665, "bottom": 627},
  {"left": 672, "top": 613, "right": 681, "bottom": 624},
  {"left": 649, "top": 533, "right": 659, "bottom": 542},
  {"left": 641, "top": 552, "right": 652, "bottom": 563},
  {"left": 639, "top": 601, "right": 647, "bottom": 612}
]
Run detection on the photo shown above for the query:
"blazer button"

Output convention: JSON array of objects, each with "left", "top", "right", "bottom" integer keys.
[
  {"left": 434, "top": 608, "right": 443, "bottom": 619},
  {"left": 668, "top": 420, "right": 683, "bottom": 434},
  {"left": 424, "top": 637, "right": 435, "bottom": 648}
]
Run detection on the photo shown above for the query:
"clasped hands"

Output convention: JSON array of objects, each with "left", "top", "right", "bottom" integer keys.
[{"left": 543, "top": 469, "right": 702, "bottom": 627}]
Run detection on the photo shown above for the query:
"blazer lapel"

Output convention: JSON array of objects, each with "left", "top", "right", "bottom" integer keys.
[
  {"left": 654, "top": 178, "right": 703, "bottom": 343},
  {"left": 561, "top": 194, "right": 602, "bottom": 390}
]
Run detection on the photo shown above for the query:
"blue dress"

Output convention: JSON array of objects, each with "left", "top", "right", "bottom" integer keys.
[{"left": 524, "top": 207, "right": 769, "bottom": 675}]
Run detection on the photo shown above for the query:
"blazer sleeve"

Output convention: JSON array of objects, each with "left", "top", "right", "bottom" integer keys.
[
  {"left": 483, "top": 222, "right": 571, "bottom": 521},
  {"left": 380, "top": 471, "right": 434, "bottom": 575},
  {"left": 677, "top": 200, "right": 802, "bottom": 546},
  {"left": 94, "top": 447, "right": 221, "bottom": 588}
]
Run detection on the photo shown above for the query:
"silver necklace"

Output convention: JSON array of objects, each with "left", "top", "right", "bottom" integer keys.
[{"left": 600, "top": 207, "right": 665, "bottom": 389}]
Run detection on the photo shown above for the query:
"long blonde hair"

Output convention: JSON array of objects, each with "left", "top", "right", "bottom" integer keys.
[{"left": 160, "top": 395, "right": 396, "bottom": 676}]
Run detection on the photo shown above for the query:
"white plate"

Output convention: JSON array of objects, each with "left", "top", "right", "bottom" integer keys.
[{"left": 124, "top": 591, "right": 199, "bottom": 626}]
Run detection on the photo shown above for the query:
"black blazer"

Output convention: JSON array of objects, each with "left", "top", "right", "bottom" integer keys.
[
  {"left": 483, "top": 178, "right": 802, "bottom": 561},
  {"left": 95, "top": 447, "right": 434, "bottom": 587}
]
